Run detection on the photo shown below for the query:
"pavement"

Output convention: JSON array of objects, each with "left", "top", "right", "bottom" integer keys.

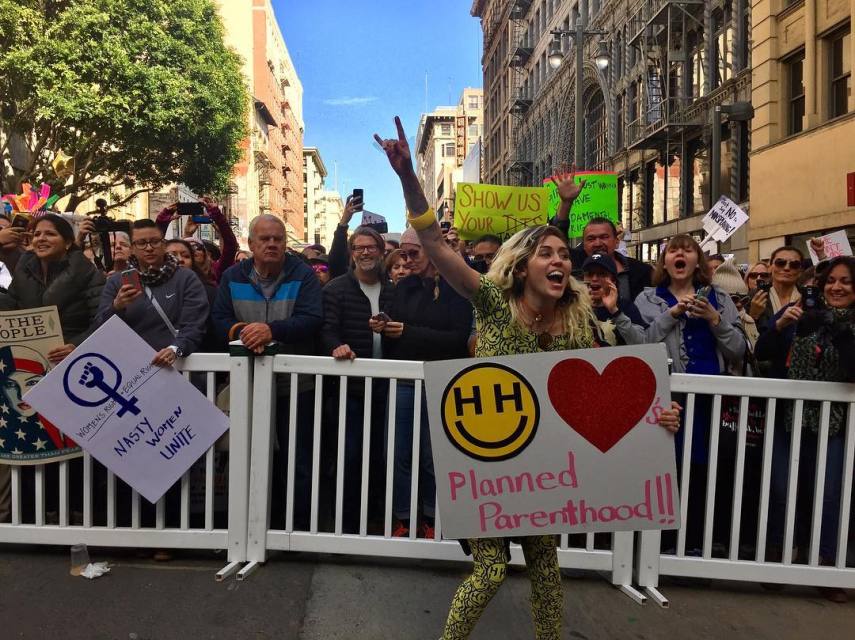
[{"left": 1, "top": 545, "right": 853, "bottom": 639}]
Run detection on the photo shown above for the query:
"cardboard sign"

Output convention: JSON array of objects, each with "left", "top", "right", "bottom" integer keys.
[
  {"left": 544, "top": 172, "right": 619, "bottom": 237},
  {"left": 454, "top": 183, "right": 549, "bottom": 240},
  {"left": 806, "top": 230, "right": 853, "bottom": 265},
  {"left": 702, "top": 196, "right": 749, "bottom": 243},
  {"left": 424, "top": 344, "right": 679, "bottom": 539},
  {"left": 0, "top": 306, "right": 83, "bottom": 464},
  {"left": 24, "top": 316, "right": 229, "bottom": 503}
]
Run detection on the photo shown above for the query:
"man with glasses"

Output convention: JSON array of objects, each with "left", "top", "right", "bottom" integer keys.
[
  {"left": 96, "top": 219, "right": 209, "bottom": 368},
  {"left": 471, "top": 234, "right": 501, "bottom": 273},
  {"left": 320, "top": 226, "right": 393, "bottom": 532}
]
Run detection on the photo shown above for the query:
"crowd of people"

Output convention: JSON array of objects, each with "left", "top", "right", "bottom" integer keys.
[{"left": 0, "top": 124, "right": 852, "bottom": 631}]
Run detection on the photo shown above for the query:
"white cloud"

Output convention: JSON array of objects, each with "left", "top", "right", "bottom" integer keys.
[{"left": 323, "top": 96, "right": 379, "bottom": 106}]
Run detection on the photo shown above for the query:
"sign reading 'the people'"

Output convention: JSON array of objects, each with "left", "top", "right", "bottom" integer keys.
[
  {"left": 24, "top": 316, "right": 229, "bottom": 503},
  {"left": 424, "top": 344, "right": 679, "bottom": 539}
]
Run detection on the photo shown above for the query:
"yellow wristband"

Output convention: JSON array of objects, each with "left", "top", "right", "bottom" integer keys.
[{"left": 407, "top": 208, "right": 436, "bottom": 231}]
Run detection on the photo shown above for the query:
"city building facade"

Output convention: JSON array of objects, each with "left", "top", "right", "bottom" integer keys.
[
  {"left": 472, "top": 0, "right": 754, "bottom": 262},
  {"left": 303, "top": 147, "right": 329, "bottom": 246},
  {"left": 315, "top": 190, "right": 345, "bottom": 252},
  {"left": 750, "top": 0, "right": 854, "bottom": 260},
  {"left": 415, "top": 88, "right": 484, "bottom": 221}
]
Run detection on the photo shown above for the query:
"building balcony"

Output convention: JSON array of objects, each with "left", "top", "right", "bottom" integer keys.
[
  {"left": 510, "top": 0, "right": 532, "bottom": 20},
  {"left": 626, "top": 97, "right": 704, "bottom": 150},
  {"left": 509, "top": 45, "right": 532, "bottom": 67}
]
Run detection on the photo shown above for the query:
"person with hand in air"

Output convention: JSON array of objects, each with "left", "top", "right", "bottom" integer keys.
[{"left": 375, "top": 116, "right": 682, "bottom": 640}]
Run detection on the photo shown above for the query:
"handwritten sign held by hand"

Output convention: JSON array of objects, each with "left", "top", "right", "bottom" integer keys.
[
  {"left": 24, "top": 317, "right": 229, "bottom": 503},
  {"left": 806, "top": 230, "right": 853, "bottom": 265},
  {"left": 424, "top": 344, "right": 678, "bottom": 539},
  {"left": 544, "top": 172, "right": 619, "bottom": 238},
  {"left": 454, "top": 183, "right": 549, "bottom": 240},
  {"left": 702, "top": 196, "right": 749, "bottom": 244}
]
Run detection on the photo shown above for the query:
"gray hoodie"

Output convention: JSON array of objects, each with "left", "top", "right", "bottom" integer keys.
[
  {"left": 634, "top": 286, "right": 746, "bottom": 374},
  {"left": 96, "top": 268, "right": 209, "bottom": 356}
]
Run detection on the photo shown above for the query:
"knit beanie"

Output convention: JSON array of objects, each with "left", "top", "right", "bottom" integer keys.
[
  {"left": 712, "top": 258, "right": 748, "bottom": 295},
  {"left": 400, "top": 227, "right": 422, "bottom": 247}
]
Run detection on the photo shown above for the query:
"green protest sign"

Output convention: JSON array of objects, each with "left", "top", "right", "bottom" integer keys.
[
  {"left": 543, "top": 172, "right": 619, "bottom": 237},
  {"left": 454, "top": 183, "right": 549, "bottom": 240}
]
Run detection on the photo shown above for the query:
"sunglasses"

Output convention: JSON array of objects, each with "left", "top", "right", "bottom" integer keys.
[
  {"left": 773, "top": 258, "right": 802, "bottom": 270},
  {"left": 746, "top": 272, "right": 768, "bottom": 280},
  {"left": 400, "top": 250, "right": 421, "bottom": 261},
  {"left": 312, "top": 264, "right": 329, "bottom": 273}
]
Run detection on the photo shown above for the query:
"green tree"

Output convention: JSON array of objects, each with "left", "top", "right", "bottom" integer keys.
[{"left": 0, "top": 0, "right": 248, "bottom": 210}]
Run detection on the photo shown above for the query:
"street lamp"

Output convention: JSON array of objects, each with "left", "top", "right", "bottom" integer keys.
[
  {"left": 544, "top": 0, "right": 610, "bottom": 168},
  {"left": 711, "top": 101, "right": 755, "bottom": 204}
]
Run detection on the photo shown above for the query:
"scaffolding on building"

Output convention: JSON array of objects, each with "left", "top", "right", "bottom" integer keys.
[{"left": 507, "top": 0, "right": 533, "bottom": 185}]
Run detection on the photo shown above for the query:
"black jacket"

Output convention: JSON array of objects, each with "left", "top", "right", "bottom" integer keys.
[
  {"left": 570, "top": 245, "right": 652, "bottom": 303},
  {"left": 320, "top": 270, "right": 394, "bottom": 358},
  {"left": 0, "top": 250, "right": 105, "bottom": 345},
  {"left": 382, "top": 273, "right": 472, "bottom": 361}
]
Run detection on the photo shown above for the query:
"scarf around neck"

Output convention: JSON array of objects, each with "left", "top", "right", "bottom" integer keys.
[{"left": 129, "top": 253, "right": 179, "bottom": 287}]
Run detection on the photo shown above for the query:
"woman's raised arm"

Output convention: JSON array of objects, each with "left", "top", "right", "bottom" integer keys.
[{"left": 374, "top": 117, "right": 480, "bottom": 300}]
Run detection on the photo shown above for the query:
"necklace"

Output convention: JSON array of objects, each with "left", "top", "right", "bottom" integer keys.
[{"left": 521, "top": 298, "right": 555, "bottom": 349}]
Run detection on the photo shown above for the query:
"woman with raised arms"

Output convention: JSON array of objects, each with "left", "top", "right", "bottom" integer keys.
[{"left": 375, "top": 117, "right": 681, "bottom": 640}]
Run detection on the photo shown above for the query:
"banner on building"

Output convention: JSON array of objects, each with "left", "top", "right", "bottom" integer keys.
[
  {"left": 0, "top": 306, "right": 82, "bottom": 465},
  {"left": 544, "top": 172, "right": 619, "bottom": 237},
  {"left": 424, "top": 344, "right": 679, "bottom": 539},
  {"left": 453, "top": 183, "right": 549, "bottom": 240},
  {"left": 24, "top": 316, "right": 229, "bottom": 503}
]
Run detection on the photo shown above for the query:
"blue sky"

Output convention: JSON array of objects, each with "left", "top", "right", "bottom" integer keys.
[{"left": 272, "top": 0, "right": 483, "bottom": 233}]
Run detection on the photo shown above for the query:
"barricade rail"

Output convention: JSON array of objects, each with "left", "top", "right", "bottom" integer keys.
[{"left": 1, "top": 353, "right": 852, "bottom": 600}]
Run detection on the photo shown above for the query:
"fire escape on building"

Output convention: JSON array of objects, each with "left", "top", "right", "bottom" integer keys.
[{"left": 507, "top": 0, "right": 534, "bottom": 185}]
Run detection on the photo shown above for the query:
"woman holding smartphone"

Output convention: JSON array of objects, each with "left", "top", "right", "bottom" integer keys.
[{"left": 375, "top": 117, "right": 681, "bottom": 640}]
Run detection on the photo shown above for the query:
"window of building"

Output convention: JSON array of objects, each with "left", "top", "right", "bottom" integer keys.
[
  {"left": 713, "top": 5, "right": 734, "bottom": 88},
  {"left": 468, "top": 124, "right": 480, "bottom": 138},
  {"left": 443, "top": 143, "right": 456, "bottom": 157},
  {"left": 786, "top": 50, "right": 805, "bottom": 134},
  {"left": 468, "top": 96, "right": 480, "bottom": 110},
  {"left": 615, "top": 33, "right": 623, "bottom": 79},
  {"left": 584, "top": 90, "right": 608, "bottom": 169},
  {"left": 829, "top": 27, "right": 851, "bottom": 119},
  {"left": 440, "top": 123, "right": 452, "bottom": 136},
  {"left": 628, "top": 81, "right": 638, "bottom": 123},
  {"left": 687, "top": 139, "right": 710, "bottom": 214}
]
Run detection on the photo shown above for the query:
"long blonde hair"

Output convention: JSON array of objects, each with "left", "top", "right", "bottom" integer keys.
[{"left": 487, "top": 225, "right": 596, "bottom": 346}]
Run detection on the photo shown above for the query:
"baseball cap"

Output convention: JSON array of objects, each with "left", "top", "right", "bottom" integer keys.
[{"left": 581, "top": 253, "right": 618, "bottom": 277}]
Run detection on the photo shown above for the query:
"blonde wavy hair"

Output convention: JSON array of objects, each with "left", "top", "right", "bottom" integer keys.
[{"left": 487, "top": 225, "right": 596, "bottom": 346}]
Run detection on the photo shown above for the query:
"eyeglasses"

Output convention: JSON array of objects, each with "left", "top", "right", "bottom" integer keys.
[
  {"left": 352, "top": 245, "right": 379, "bottom": 255},
  {"left": 746, "top": 272, "right": 767, "bottom": 280},
  {"left": 773, "top": 258, "right": 802, "bottom": 270},
  {"left": 400, "top": 250, "right": 421, "bottom": 261},
  {"left": 132, "top": 238, "right": 164, "bottom": 249}
]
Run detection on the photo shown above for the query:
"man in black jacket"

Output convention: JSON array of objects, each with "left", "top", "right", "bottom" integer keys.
[
  {"left": 550, "top": 169, "right": 652, "bottom": 303},
  {"left": 320, "top": 226, "right": 393, "bottom": 532},
  {"left": 375, "top": 227, "right": 473, "bottom": 538}
]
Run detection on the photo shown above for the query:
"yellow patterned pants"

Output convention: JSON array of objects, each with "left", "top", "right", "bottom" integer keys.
[{"left": 441, "top": 535, "right": 562, "bottom": 639}]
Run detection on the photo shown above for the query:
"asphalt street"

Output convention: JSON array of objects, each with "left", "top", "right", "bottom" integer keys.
[{"left": 1, "top": 546, "right": 853, "bottom": 639}]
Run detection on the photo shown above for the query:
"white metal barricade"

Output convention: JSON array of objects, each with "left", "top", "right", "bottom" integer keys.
[
  {"left": 0, "top": 354, "right": 253, "bottom": 579},
  {"left": 636, "top": 374, "right": 855, "bottom": 606},
  {"left": 242, "top": 355, "right": 640, "bottom": 599}
]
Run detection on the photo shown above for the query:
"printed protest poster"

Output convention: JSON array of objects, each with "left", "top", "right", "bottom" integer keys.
[
  {"left": 0, "top": 306, "right": 82, "bottom": 464},
  {"left": 544, "top": 172, "right": 619, "bottom": 237},
  {"left": 806, "top": 230, "right": 853, "bottom": 265},
  {"left": 702, "top": 196, "right": 749, "bottom": 245},
  {"left": 24, "top": 316, "right": 229, "bottom": 503},
  {"left": 454, "top": 183, "right": 549, "bottom": 240},
  {"left": 424, "top": 344, "right": 678, "bottom": 539}
]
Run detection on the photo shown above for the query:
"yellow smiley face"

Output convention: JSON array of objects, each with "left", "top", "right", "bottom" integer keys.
[{"left": 441, "top": 363, "right": 540, "bottom": 461}]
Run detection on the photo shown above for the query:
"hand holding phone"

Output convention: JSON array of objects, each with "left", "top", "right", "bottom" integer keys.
[
  {"left": 176, "top": 202, "right": 205, "bottom": 217},
  {"left": 372, "top": 312, "right": 392, "bottom": 322},
  {"left": 352, "top": 189, "right": 364, "bottom": 212},
  {"left": 121, "top": 268, "right": 142, "bottom": 293}
]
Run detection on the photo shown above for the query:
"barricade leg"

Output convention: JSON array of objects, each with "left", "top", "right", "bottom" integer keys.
[
  {"left": 244, "top": 356, "right": 278, "bottom": 565},
  {"left": 611, "top": 531, "right": 647, "bottom": 604},
  {"left": 224, "top": 355, "right": 253, "bottom": 568},
  {"left": 636, "top": 530, "right": 668, "bottom": 607}
]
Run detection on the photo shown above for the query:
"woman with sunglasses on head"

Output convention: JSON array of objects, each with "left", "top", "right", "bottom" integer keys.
[
  {"left": 375, "top": 117, "right": 681, "bottom": 640},
  {"left": 755, "top": 256, "right": 855, "bottom": 603}
]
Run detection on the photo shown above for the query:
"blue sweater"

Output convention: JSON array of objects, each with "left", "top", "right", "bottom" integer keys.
[{"left": 211, "top": 257, "right": 323, "bottom": 353}]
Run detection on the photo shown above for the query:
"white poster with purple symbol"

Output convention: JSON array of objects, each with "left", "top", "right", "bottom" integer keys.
[{"left": 23, "top": 316, "right": 229, "bottom": 503}]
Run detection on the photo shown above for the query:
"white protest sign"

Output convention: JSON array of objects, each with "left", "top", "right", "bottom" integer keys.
[
  {"left": 806, "top": 230, "right": 853, "bottom": 265},
  {"left": 361, "top": 210, "right": 386, "bottom": 226},
  {"left": 24, "top": 316, "right": 229, "bottom": 503},
  {"left": 424, "top": 344, "right": 679, "bottom": 539},
  {"left": 702, "top": 196, "right": 749, "bottom": 243}
]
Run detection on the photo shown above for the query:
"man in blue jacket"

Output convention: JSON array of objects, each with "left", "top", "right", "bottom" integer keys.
[{"left": 212, "top": 214, "right": 323, "bottom": 530}]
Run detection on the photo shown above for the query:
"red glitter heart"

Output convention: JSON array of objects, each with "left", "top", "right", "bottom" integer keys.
[{"left": 547, "top": 357, "right": 657, "bottom": 453}]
